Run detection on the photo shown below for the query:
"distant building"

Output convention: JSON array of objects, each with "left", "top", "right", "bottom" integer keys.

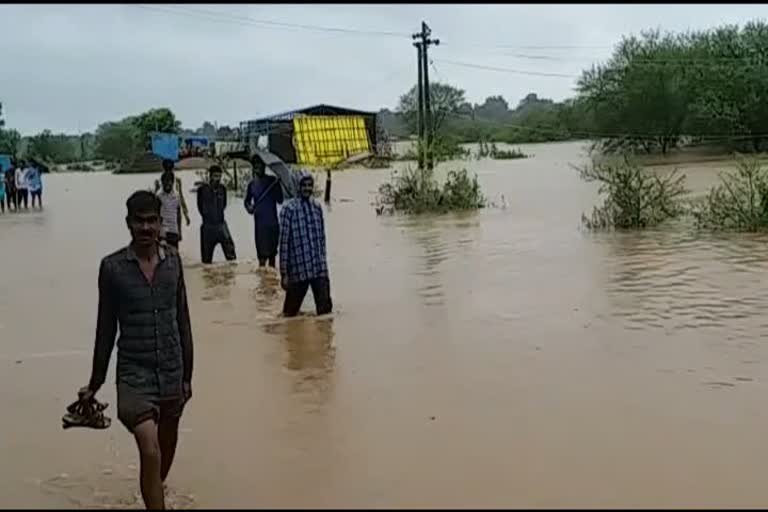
[{"left": 239, "top": 104, "right": 378, "bottom": 167}]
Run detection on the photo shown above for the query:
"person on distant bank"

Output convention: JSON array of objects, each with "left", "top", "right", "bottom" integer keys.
[
  {"left": 15, "top": 160, "right": 29, "bottom": 210},
  {"left": 4, "top": 163, "right": 16, "bottom": 212},
  {"left": 26, "top": 160, "right": 43, "bottom": 210}
]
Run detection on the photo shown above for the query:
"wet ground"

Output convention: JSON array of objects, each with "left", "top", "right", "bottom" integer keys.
[{"left": 3, "top": 141, "right": 768, "bottom": 508}]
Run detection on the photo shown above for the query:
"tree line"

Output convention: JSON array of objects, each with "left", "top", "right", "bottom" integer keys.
[
  {"left": 577, "top": 20, "right": 768, "bottom": 155},
  {"left": 386, "top": 20, "right": 768, "bottom": 156},
  {"left": 0, "top": 105, "right": 240, "bottom": 167},
  {"left": 380, "top": 89, "right": 590, "bottom": 147}
]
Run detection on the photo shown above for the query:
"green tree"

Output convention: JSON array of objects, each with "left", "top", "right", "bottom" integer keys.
[
  {"left": 686, "top": 22, "right": 768, "bottom": 151},
  {"left": 0, "top": 128, "right": 20, "bottom": 158},
  {"left": 26, "top": 130, "right": 79, "bottom": 163},
  {"left": 474, "top": 96, "right": 509, "bottom": 121},
  {"left": 398, "top": 82, "right": 466, "bottom": 138},
  {"left": 196, "top": 121, "right": 217, "bottom": 138},
  {"left": 577, "top": 30, "right": 692, "bottom": 155},
  {"left": 0, "top": 101, "right": 21, "bottom": 158},
  {"left": 95, "top": 120, "right": 141, "bottom": 163},
  {"left": 131, "top": 108, "right": 181, "bottom": 150}
]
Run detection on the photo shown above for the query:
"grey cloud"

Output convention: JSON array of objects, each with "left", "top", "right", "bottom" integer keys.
[{"left": 2, "top": 4, "right": 768, "bottom": 135}]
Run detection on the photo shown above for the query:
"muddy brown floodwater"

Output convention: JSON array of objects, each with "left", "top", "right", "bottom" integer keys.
[{"left": 3, "top": 141, "right": 768, "bottom": 508}]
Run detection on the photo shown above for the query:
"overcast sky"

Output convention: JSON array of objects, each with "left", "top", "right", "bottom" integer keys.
[{"left": 2, "top": 3, "right": 768, "bottom": 135}]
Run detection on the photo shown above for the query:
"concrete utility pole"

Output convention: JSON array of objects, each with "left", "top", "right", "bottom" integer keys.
[
  {"left": 413, "top": 41, "right": 425, "bottom": 171},
  {"left": 413, "top": 21, "right": 439, "bottom": 170}
]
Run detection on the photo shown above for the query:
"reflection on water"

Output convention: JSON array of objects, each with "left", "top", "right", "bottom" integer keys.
[
  {"left": 199, "top": 263, "right": 236, "bottom": 302},
  {"left": 597, "top": 228, "right": 768, "bottom": 334},
  {"left": 264, "top": 318, "right": 336, "bottom": 405},
  {"left": 397, "top": 213, "right": 483, "bottom": 308},
  {"left": 250, "top": 267, "right": 281, "bottom": 315},
  {"left": 6, "top": 143, "right": 768, "bottom": 507}
]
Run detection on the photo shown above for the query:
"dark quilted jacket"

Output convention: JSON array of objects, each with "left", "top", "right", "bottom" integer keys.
[{"left": 88, "top": 244, "right": 193, "bottom": 398}]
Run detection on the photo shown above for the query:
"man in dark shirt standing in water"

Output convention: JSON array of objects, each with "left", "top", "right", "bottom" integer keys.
[
  {"left": 197, "top": 165, "right": 237, "bottom": 264},
  {"left": 80, "top": 190, "right": 194, "bottom": 510}
]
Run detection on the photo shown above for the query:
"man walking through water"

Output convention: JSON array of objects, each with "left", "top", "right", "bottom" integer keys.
[
  {"left": 157, "top": 171, "right": 183, "bottom": 249},
  {"left": 197, "top": 165, "right": 236, "bottom": 264},
  {"left": 279, "top": 171, "right": 333, "bottom": 317},
  {"left": 154, "top": 159, "right": 191, "bottom": 229},
  {"left": 79, "top": 190, "right": 193, "bottom": 510},
  {"left": 244, "top": 154, "right": 283, "bottom": 268}
]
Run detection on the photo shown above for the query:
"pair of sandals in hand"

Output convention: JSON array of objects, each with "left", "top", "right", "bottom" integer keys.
[{"left": 62, "top": 393, "right": 111, "bottom": 430}]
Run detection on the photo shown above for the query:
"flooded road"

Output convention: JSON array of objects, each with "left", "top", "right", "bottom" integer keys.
[{"left": 3, "top": 141, "right": 768, "bottom": 508}]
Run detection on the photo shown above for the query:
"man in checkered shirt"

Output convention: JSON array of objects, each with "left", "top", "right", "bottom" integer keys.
[{"left": 279, "top": 171, "right": 333, "bottom": 317}]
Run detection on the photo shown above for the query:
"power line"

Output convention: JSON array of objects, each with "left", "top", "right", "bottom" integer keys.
[
  {"left": 435, "top": 58, "right": 578, "bottom": 79},
  {"left": 440, "top": 41, "right": 613, "bottom": 51},
  {"left": 496, "top": 52, "right": 768, "bottom": 64},
  {"left": 442, "top": 42, "right": 768, "bottom": 65},
  {"left": 133, "top": 4, "right": 410, "bottom": 38}
]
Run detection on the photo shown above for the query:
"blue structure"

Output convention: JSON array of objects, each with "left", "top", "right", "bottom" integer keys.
[
  {"left": 0, "top": 154, "right": 11, "bottom": 173},
  {"left": 150, "top": 132, "right": 180, "bottom": 162}
]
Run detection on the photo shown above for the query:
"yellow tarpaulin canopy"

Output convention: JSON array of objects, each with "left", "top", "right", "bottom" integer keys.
[{"left": 292, "top": 115, "right": 371, "bottom": 167}]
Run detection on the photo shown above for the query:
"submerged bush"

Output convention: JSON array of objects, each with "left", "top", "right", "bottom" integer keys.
[
  {"left": 376, "top": 166, "right": 485, "bottom": 214},
  {"left": 577, "top": 156, "right": 688, "bottom": 230},
  {"left": 490, "top": 145, "right": 529, "bottom": 160},
  {"left": 474, "top": 141, "right": 528, "bottom": 160},
  {"left": 692, "top": 157, "right": 768, "bottom": 231}
]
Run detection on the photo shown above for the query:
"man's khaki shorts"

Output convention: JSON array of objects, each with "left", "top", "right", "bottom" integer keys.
[{"left": 117, "top": 385, "right": 186, "bottom": 433}]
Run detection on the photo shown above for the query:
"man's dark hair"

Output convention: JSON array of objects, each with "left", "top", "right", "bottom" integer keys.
[
  {"left": 251, "top": 154, "right": 265, "bottom": 169},
  {"left": 126, "top": 190, "right": 161, "bottom": 216},
  {"left": 208, "top": 165, "right": 223, "bottom": 175},
  {"left": 162, "top": 159, "right": 175, "bottom": 172},
  {"left": 160, "top": 169, "right": 174, "bottom": 184}
]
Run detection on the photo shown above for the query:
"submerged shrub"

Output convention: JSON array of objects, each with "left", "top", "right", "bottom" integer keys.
[
  {"left": 692, "top": 156, "right": 768, "bottom": 231},
  {"left": 376, "top": 166, "right": 485, "bottom": 214},
  {"left": 577, "top": 156, "right": 688, "bottom": 230},
  {"left": 490, "top": 145, "right": 529, "bottom": 160}
]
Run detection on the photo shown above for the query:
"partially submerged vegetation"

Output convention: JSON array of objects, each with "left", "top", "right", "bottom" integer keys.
[
  {"left": 692, "top": 157, "right": 768, "bottom": 231},
  {"left": 477, "top": 141, "right": 528, "bottom": 160},
  {"left": 376, "top": 166, "right": 485, "bottom": 215},
  {"left": 577, "top": 157, "right": 688, "bottom": 230},
  {"left": 580, "top": 155, "right": 768, "bottom": 232}
]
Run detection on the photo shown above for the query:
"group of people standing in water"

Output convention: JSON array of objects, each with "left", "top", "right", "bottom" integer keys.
[
  {"left": 154, "top": 155, "right": 332, "bottom": 318},
  {"left": 0, "top": 159, "right": 44, "bottom": 213}
]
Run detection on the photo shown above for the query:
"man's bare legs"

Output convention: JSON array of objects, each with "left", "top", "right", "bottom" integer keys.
[
  {"left": 133, "top": 416, "right": 182, "bottom": 510},
  {"left": 159, "top": 417, "right": 180, "bottom": 482},
  {"left": 133, "top": 420, "right": 165, "bottom": 509}
]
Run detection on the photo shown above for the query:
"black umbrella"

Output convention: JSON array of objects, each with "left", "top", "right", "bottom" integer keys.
[{"left": 253, "top": 149, "right": 299, "bottom": 199}]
